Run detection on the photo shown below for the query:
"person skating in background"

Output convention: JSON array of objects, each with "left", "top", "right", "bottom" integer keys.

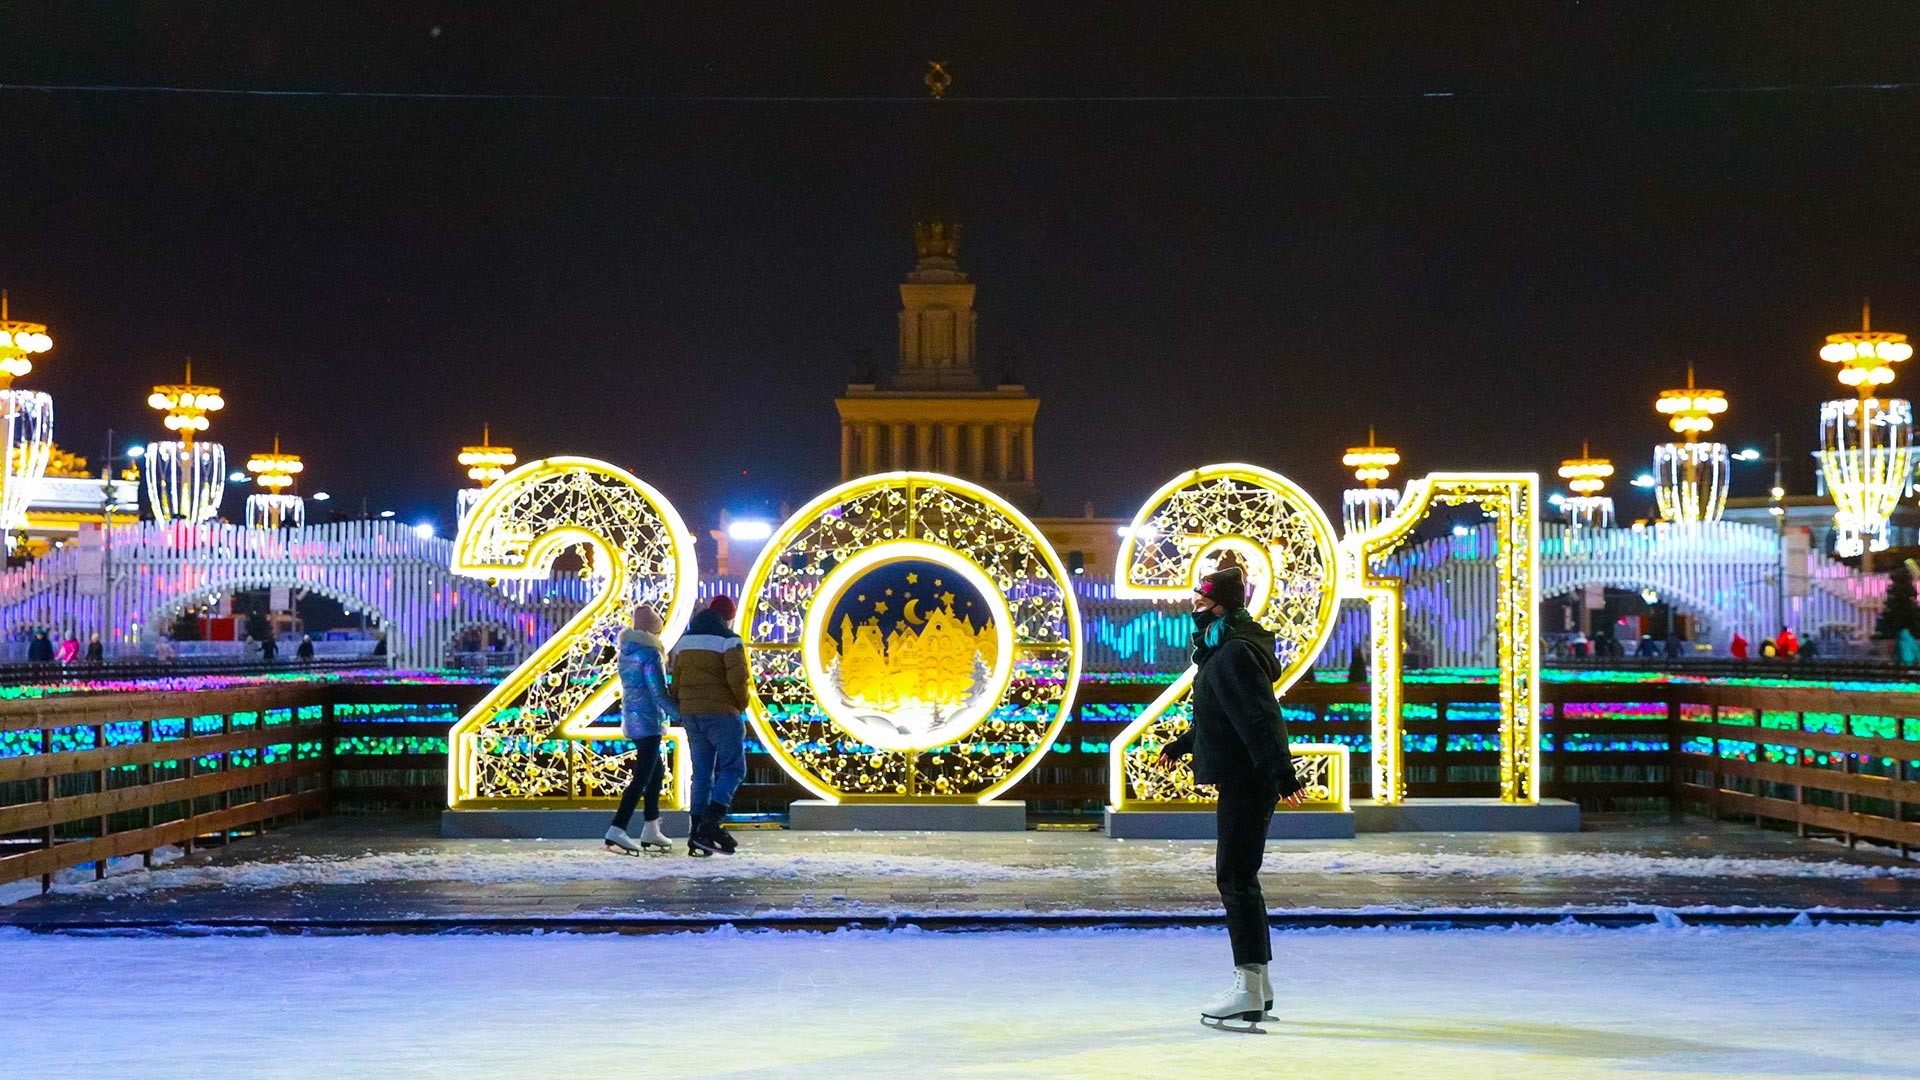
[
  {"left": 669, "top": 594, "right": 749, "bottom": 857},
  {"left": 1777, "top": 625, "right": 1800, "bottom": 660},
  {"left": 27, "top": 629, "right": 53, "bottom": 664},
  {"left": 1730, "top": 633, "right": 1749, "bottom": 660},
  {"left": 84, "top": 633, "right": 104, "bottom": 664},
  {"left": 56, "top": 633, "right": 79, "bottom": 664},
  {"left": 297, "top": 635, "right": 315, "bottom": 662},
  {"left": 605, "top": 604, "right": 677, "bottom": 855},
  {"left": 1156, "top": 564, "right": 1306, "bottom": 1031},
  {"left": 261, "top": 633, "right": 278, "bottom": 663},
  {"left": 153, "top": 635, "right": 175, "bottom": 664}
]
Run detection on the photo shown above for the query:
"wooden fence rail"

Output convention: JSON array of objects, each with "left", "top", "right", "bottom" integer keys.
[{"left": 5, "top": 676, "right": 1917, "bottom": 892}]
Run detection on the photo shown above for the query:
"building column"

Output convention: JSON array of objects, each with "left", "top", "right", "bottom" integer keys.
[
  {"left": 840, "top": 424, "right": 855, "bottom": 479},
  {"left": 890, "top": 423, "right": 908, "bottom": 470},
  {"left": 995, "top": 425, "right": 1013, "bottom": 481},
  {"left": 967, "top": 425, "right": 987, "bottom": 481},
  {"left": 941, "top": 424, "right": 960, "bottom": 472},
  {"left": 859, "top": 424, "right": 878, "bottom": 474},
  {"left": 1022, "top": 424, "right": 1035, "bottom": 482},
  {"left": 914, "top": 424, "right": 934, "bottom": 472}
]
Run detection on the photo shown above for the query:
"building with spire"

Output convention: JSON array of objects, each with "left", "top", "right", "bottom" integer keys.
[{"left": 835, "top": 221, "right": 1040, "bottom": 509}]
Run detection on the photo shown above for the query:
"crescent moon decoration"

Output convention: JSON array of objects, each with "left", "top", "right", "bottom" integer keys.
[{"left": 901, "top": 597, "right": 925, "bottom": 625}]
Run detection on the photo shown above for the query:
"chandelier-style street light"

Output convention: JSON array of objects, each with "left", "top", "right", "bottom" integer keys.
[
  {"left": 244, "top": 436, "right": 306, "bottom": 529},
  {"left": 0, "top": 291, "right": 55, "bottom": 550},
  {"left": 1340, "top": 427, "right": 1401, "bottom": 535},
  {"left": 456, "top": 425, "right": 516, "bottom": 527},
  {"left": 1652, "top": 366, "right": 1730, "bottom": 523},
  {"left": 1816, "top": 302, "right": 1916, "bottom": 559},
  {"left": 144, "top": 360, "right": 227, "bottom": 521},
  {"left": 1557, "top": 443, "right": 1615, "bottom": 530}
]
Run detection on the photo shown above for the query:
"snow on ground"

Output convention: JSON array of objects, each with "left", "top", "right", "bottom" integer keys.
[
  {"left": 7, "top": 841, "right": 1914, "bottom": 905},
  {"left": 2, "top": 923, "right": 1915, "bottom": 1079}
]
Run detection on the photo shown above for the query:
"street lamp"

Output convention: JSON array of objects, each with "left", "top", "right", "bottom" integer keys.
[
  {"left": 1816, "top": 302, "right": 1916, "bottom": 560},
  {"left": 244, "top": 437, "right": 306, "bottom": 529},
  {"left": 1340, "top": 427, "right": 1401, "bottom": 535},
  {"left": 1652, "top": 366, "right": 1730, "bottom": 523},
  {"left": 456, "top": 424, "right": 516, "bottom": 528},
  {"left": 1557, "top": 443, "right": 1615, "bottom": 532},
  {"left": 0, "top": 291, "right": 56, "bottom": 552},
  {"left": 144, "top": 360, "right": 227, "bottom": 521}
]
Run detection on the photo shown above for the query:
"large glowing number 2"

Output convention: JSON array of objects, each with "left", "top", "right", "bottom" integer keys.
[
  {"left": 1341, "top": 472, "right": 1541, "bottom": 806},
  {"left": 445, "top": 457, "right": 699, "bottom": 808},
  {"left": 1108, "top": 464, "right": 1348, "bottom": 810}
]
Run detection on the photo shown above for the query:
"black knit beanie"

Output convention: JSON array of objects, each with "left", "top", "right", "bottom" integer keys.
[{"left": 1194, "top": 565, "right": 1247, "bottom": 611}]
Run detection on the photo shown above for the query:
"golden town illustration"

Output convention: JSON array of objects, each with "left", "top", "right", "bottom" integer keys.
[{"left": 817, "top": 561, "right": 1001, "bottom": 748}]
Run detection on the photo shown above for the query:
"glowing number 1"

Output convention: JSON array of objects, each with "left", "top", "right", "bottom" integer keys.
[
  {"left": 1341, "top": 473, "right": 1541, "bottom": 805},
  {"left": 445, "top": 457, "right": 699, "bottom": 808}
]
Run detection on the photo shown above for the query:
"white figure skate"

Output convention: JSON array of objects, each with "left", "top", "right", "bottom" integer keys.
[{"left": 1199, "top": 965, "right": 1267, "bottom": 1033}]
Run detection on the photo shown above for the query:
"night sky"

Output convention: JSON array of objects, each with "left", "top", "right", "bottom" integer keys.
[{"left": 4, "top": 4, "right": 1919, "bottom": 533}]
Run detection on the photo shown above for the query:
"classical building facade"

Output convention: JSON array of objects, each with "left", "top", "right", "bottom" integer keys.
[{"left": 835, "top": 220, "right": 1040, "bottom": 510}]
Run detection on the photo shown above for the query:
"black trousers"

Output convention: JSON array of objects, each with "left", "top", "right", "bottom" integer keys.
[
  {"left": 1214, "top": 775, "right": 1278, "bottom": 967},
  {"left": 611, "top": 736, "right": 665, "bottom": 829}
]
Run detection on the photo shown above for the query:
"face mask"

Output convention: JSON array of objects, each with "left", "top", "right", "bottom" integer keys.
[{"left": 1192, "top": 608, "right": 1219, "bottom": 633}]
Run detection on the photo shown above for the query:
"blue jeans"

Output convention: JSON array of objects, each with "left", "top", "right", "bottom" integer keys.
[{"left": 683, "top": 712, "right": 746, "bottom": 812}]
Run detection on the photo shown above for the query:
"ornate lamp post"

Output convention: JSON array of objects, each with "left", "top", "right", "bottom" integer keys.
[
  {"left": 0, "top": 292, "right": 55, "bottom": 550},
  {"left": 1816, "top": 303, "right": 1916, "bottom": 560},
  {"left": 1557, "top": 443, "right": 1615, "bottom": 530},
  {"left": 244, "top": 437, "right": 306, "bottom": 529},
  {"left": 1340, "top": 427, "right": 1400, "bottom": 535},
  {"left": 144, "top": 361, "right": 227, "bottom": 521},
  {"left": 1652, "top": 367, "right": 1730, "bottom": 523},
  {"left": 456, "top": 425, "right": 516, "bottom": 527}
]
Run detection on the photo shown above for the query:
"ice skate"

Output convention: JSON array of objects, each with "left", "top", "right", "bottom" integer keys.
[
  {"left": 1199, "top": 966, "right": 1267, "bottom": 1033},
  {"left": 687, "top": 816, "right": 724, "bottom": 857},
  {"left": 603, "top": 826, "right": 644, "bottom": 856},
  {"left": 638, "top": 820, "right": 672, "bottom": 852},
  {"left": 1259, "top": 964, "right": 1276, "bottom": 1021},
  {"left": 713, "top": 822, "right": 738, "bottom": 854}
]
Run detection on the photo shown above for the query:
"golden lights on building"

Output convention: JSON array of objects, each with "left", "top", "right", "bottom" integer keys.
[{"left": 0, "top": 291, "right": 54, "bottom": 387}]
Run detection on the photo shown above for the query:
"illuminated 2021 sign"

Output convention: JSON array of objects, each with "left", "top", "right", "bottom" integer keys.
[{"left": 446, "top": 459, "right": 1537, "bottom": 810}]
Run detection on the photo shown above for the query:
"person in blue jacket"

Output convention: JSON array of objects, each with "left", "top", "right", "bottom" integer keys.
[{"left": 605, "top": 604, "right": 677, "bottom": 854}]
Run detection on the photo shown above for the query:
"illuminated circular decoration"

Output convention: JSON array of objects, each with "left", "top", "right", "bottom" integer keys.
[
  {"left": 738, "top": 471, "right": 1081, "bottom": 804},
  {"left": 1108, "top": 464, "right": 1342, "bottom": 808},
  {"left": 445, "top": 456, "right": 699, "bottom": 806}
]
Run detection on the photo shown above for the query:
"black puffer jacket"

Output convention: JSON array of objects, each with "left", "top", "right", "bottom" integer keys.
[{"left": 1165, "top": 608, "right": 1302, "bottom": 795}]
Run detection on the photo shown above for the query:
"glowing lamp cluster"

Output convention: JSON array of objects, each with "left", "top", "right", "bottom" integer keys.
[
  {"left": 1556, "top": 444, "right": 1615, "bottom": 530},
  {"left": 1820, "top": 304, "right": 1913, "bottom": 389},
  {"left": 456, "top": 426, "right": 516, "bottom": 526},
  {"left": 243, "top": 439, "right": 306, "bottom": 529},
  {"left": 0, "top": 296, "right": 53, "bottom": 386},
  {"left": 1651, "top": 367, "right": 1730, "bottom": 524},
  {"left": 1817, "top": 304, "right": 1917, "bottom": 558},
  {"left": 0, "top": 292, "right": 55, "bottom": 550},
  {"left": 147, "top": 378, "right": 226, "bottom": 438},
  {"left": 144, "top": 362, "right": 228, "bottom": 522},
  {"left": 1340, "top": 428, "right": 1402, "bottom": 535}
]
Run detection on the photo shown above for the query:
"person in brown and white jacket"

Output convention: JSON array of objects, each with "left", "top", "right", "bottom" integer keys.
[{"left": 669, "top": 594, "right": 750, "bottom": 856}]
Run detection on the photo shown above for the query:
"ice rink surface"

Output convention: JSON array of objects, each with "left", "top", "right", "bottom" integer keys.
[{"left": 5, "top": 922, "right": 1915, "bottom": 1079}]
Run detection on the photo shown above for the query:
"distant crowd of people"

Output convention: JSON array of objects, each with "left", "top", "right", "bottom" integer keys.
[{"left": 15, "top": 627, "right": 322, "bottom": 667}]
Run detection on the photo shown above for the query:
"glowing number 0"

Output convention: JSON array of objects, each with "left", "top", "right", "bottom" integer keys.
[
  {"left": 1108, "top": 464, "right": 1348, "bottom": 811},
  {"left": 445, "top": 457, "right": 699, "bottom": 808},
  {"left": 737, "top": 472, "right": 1081, "bottom": 804}
]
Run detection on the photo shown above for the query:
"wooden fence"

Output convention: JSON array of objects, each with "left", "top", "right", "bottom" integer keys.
[
  {"left": 4, "top": 676, "right": 1916, "bottom": 892},
  {"left": 0, "top": 685, "right": 331, "bottom": 891}
]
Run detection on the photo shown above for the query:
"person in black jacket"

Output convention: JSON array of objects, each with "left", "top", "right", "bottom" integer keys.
[{"left": 1157, "top": 564, "right": 1305, "bottom": 1030}]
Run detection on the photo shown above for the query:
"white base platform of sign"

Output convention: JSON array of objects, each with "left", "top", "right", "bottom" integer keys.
[
  {"left": 1351, "top": 798, "right": 1581, "bottom": 833},
  {"left": 787, "top": 800, "right": 1028, "bottom": 832},
  {"left": 442, "top": 809, "right": 694, "bottom": 839},
  {"left": 1104, "top": 809, "right": 1356, "bottom": 840}
]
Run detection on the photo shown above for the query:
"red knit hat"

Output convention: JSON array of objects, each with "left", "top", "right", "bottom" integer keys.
[{"left": 707, "top": 594, "right": 737, "bottom": 620}]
